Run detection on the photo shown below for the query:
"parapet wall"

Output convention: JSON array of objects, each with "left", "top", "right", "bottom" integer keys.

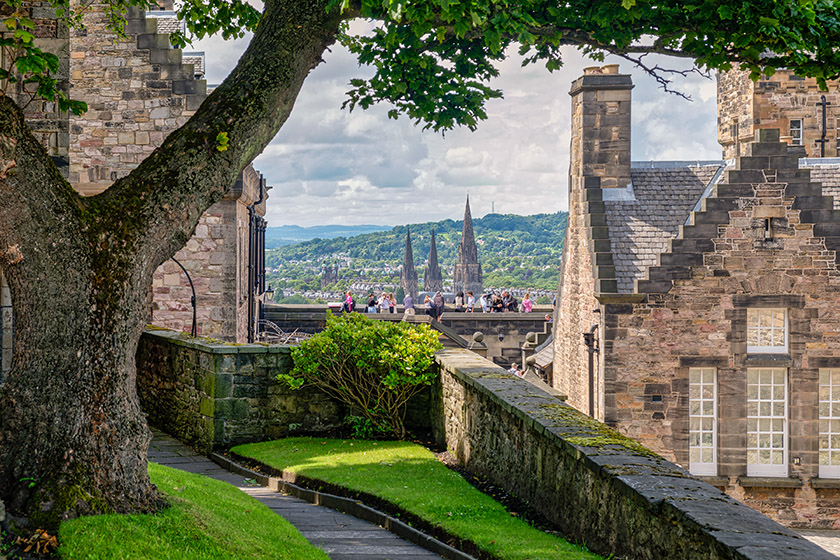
[
  {"left": 435, "top": 349, "right": 833, "bottom": 560},
  {"left": 136, "top": 328, "right": 434, "bottom": 452},
  {"left": 136, "top": 328, "right": 344, "bottom": 453}
]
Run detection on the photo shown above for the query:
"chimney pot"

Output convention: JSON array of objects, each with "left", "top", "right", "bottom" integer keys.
[{"left": 602, "top": 64, "right": 620, "bottom": 74}]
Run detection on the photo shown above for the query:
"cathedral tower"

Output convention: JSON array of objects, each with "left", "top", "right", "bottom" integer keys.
[
  {"left": 423, "top": 230, "right": 443, "bottom": 292},
  {"left": 452, "top": 196, "right": 483, "bottom": 296},
  {"left": 399, "top": 229, "right": 419, "bottom": 300}
]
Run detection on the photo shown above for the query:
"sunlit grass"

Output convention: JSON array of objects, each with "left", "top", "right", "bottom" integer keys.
[
  {"left": 58, "top": 462, "right": 329, "bottom": 560},
  {"left": 233, "top": 438, "right": 602, "bottom": 560}
]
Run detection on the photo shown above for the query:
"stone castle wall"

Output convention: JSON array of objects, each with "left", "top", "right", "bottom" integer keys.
[
  {"left": 151, "top": 165, "right": 266, "bottom": 341},
  {"left": 5, "top": 3, "right": 263, "bottom": 343},
  {"left": 718, "top": 69, "right": 840, "bottom": 159},
  {"left": 603, "top": 132, "right": 840, "bottom": 526},
  {"left": 553, "top": 65, "right": 632, "bottom": 414},
  {"left": 435, "top": 348, "right": 832, "bottom": 560},
  {"left": 136, "top": 328, "right": 345, "bottom": 452}
]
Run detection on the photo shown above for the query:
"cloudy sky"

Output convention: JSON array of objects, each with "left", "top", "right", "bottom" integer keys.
[{"left": 194, "top": 24, "right": 722, "bottom": 227}]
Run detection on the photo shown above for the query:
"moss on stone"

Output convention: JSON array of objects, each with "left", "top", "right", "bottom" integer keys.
[{"left": 538, "top": 403, "right": 663, "bottom": 459}]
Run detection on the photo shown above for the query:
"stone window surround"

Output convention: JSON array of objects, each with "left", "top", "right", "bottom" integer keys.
[
  {"left": 689, "top": 367, "right": 718, "bottom": 476},
  {"left": 672, "top": 296, "right": 839, "bottom": 483},
  {"left": 746, "top": 308, "right": 788, "bottom": 354},
  {"left": 746, "top": 367, "right": 788, "bottom": 477},
  {"left": 790, "top": 118, "right": 803, "bottom": 145},
  {"left": 819, "top": 368, "right": 840, "bottom": 478}
]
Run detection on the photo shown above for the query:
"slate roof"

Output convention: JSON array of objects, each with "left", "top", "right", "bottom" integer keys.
[
  {"left": 601, "top": 159, "right": 840, "bottom": 293},
  {"left": 604, "top": 163, "right": 724, "bottom": 293}
]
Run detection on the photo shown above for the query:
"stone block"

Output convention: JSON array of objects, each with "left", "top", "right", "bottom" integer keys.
[{"left": 199, "top": 396, "right": 214, "bottom": 417}]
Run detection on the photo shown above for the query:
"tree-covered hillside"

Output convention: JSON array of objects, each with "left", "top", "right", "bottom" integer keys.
[{"left": 266, "top": 212, "right": 567, "bottom": 292}]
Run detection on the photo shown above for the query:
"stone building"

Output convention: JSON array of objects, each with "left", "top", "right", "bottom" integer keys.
[
  {"left": 554, "top": 64, "right": 840, "bottom": 527},
  {"left": 0, "top": 3, "right": 267, "bottom": 368},
  {"left": 718, "top": 69, "right": 840, "bottom": 159},
  {"left": 423, "top": 230, "right": 443, "bottom": 292},
  {"left": 399, "top": 229, "right": 418, "bottom": 300},
  {"left": 320, "top": 263, "right": 339, "bottom": 289},
  {"left": 452, "top": 196, "right": 483, "bottom": 297}
]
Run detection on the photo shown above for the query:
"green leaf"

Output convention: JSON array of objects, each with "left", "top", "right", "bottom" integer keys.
[{"left": 215, "top": 131, "right": 230, "bottom": 151}]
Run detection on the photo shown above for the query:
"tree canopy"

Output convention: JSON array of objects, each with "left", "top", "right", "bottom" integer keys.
[{"left": 2, "top": 0, "right": 840, "bottom": 528}]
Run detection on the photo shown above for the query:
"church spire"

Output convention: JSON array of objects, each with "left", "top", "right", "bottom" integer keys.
[
  {"left": 423, "top": 230, "right": 443, "bottom": 292},
  {"left": 452, "top": 196, "right": 482, "bottom": 296},
  {"left": 459, "top": 196, "right": 478, "bottom": 264},
  {"left": 399, "top": 228, "right": 418, "bottom": 299}
]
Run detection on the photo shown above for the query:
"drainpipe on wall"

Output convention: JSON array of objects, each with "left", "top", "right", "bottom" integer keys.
[
  {"left": 583, "top": 324, "right": 599, "bottom": 417},
  {"left": 246, "top": 174, "right": 266, "bottom": 343}
]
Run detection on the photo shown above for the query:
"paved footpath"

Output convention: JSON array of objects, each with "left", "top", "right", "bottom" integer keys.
[
  {"left": 148, "top": 431, "right": 443, "bottom": 560},
  {"left": 797, "top": 530, "right": 840, "bottom": 558}
]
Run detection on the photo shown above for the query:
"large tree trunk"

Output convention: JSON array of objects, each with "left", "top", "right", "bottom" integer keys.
[{"left": 0, "top": 0, "right": 345, "bottom": 527}]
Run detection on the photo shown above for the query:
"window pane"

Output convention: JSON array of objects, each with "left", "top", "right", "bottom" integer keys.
[
  {"left": 690, "top": 448, "right": 699, "bottom": 463},
  {"left": 820, "top": 450, "right": 829, "bottom": 465},
  {"left": 702, "top": 448, "right": 713, "bottom": 463},
  {"left": 772, "top": 330, "right": 785, "bottom": 346},
  {"left": 772, "top": 311, "right": 785, "bottom": 328}
]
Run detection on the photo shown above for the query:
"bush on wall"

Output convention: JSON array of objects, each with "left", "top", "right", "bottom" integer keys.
[{"left": 279, "top": 313, "right": 442, "bottom": 439}]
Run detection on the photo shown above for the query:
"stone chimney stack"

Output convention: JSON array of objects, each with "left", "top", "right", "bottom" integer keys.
[{"left": 568, "top": 64, "right": 632, "bottom": 189}]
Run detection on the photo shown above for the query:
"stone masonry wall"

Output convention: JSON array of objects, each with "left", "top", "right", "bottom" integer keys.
[
  {"left": 136, "top": 328, "right": 345, "bottom": 453},
  {"left": 553, "top": 65, "right": 631, "bottom": 413},
  {"left": 607, "top": 130, "right": 840, "bottom": 526},
  {"left": 67, "top": 6, "right": 205, "bottom": 194},
  {"left": 436, "top": 348, "right": 834, "bottom": 560},
  {"left": 151, "top": 165, "right": 266, "bottom": 341},
  {"left": 718, "top": 68, "right": 840, "bottom": 159}
]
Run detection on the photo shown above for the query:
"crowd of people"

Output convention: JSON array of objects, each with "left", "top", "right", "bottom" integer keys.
[{"left": 340, "top": 289, "right": 547, "bottom": 318}]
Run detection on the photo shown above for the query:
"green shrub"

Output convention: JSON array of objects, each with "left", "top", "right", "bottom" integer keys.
[{"left": 280, "top": 313, "right": 441, "bottom": 439}]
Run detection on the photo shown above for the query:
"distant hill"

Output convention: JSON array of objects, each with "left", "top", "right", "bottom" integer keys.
[
  {"left": 265, "top": 224, "right": 391, "bottom": 248},
  {"left": 266, "top": 212, "right": 568, "bottom": 292}
]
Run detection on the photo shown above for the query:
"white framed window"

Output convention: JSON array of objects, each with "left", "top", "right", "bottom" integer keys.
[
  {"left": 819, "top": 369, "right": 840, "bottom": 478},
  {"left": 790, "top": 119, "right": 803, "bottom": 145},
  {"left": 689, "top": 368, "right": 717, "bottom": 476},
  {"left": 746, "top": 308, "right": 787, "bottom": 354},
  {"left": 747, "top": 368, "right": 787, "bottom": 477}
]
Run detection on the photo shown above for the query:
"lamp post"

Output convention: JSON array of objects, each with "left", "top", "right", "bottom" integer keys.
[{"left": 171, "top": 257, "right": 196, "bottom": 337}]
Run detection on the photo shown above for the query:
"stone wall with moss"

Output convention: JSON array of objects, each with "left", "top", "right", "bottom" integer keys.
[
  {"left": 435, "top": 348, "right": 832, "bottom": 560},
  {"left": 136, "top": 328, "right": 345, "bottom": 453}
]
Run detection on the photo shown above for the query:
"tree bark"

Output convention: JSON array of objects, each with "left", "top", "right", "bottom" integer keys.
[{"left": 0, "top": 0, "right": 345, "bottom": 527}]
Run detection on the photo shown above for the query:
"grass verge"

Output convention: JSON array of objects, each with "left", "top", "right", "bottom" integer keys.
[
  {"left": 232, "top": 438, "right": 602, "bottom": 560},
  {"left": 58, "top": 462, "right": 329, "bottom": 560}
]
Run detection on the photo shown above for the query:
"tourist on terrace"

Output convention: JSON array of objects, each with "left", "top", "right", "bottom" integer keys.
[
  {"left": 378, "top": 293, "right": 390, "bottom": 314},
  {"left": 479, "top": 293, "right": 489, "bottom": 313},
  {"left": 403, "top": 293, "right": 415, "bottom": 317},
  {"left": 433, "top": 291, "right": 445, "bottom": 320},
  {"left": 342, "top": 291, "right": 356, "bottom": 313},
  {"left": 389, "top": 293, "right": 397, "bottom": 313},
  {"left": 454, "top": 291, "right": 465, "bottom": 312},
  {"left": 502, "top": 291, "right": 517, "bottom": 312},
  {"left": 491, "top": 293, "right": 504, "bottom": 313},
  {"left": 424, "top": 295, "right": 434, "bottom": 317},
  {"left": 522, "top": 292, "right": 533, "bottom": 313},
  {"left": 466, "top": 291, "right": 475, "bottom": 312},
  {"left": 366, "top": 293, "right": 377, "bottom": 313}
]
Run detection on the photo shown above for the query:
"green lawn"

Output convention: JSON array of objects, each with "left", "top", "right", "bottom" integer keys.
[
  {"left": 58, "top": 462, "right": 329, "bottom": 560},
  {"left": 233, "top": 438, "right": 602, "bottom": 560}
]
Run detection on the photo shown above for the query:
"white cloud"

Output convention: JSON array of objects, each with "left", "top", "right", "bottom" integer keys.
[{"left": 193, "top": 33, "right": 722, "bottom": 227}]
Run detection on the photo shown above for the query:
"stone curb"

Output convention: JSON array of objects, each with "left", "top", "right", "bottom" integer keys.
[{"left": 210, "top": 453, "right": 476, "bottom": 560}]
